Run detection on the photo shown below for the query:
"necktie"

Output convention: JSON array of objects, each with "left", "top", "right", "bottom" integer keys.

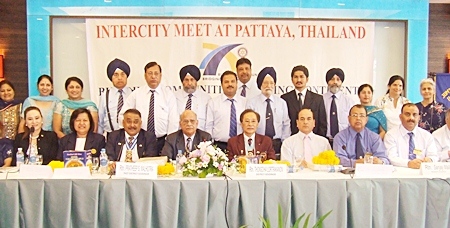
[
  {"left": 303, "top": 135, "right": 312, "bottom": 163},
  {"left": 265, "top": 99, "right": 275, "bottom": 138},
  {"left": 408, "top": 132, "right": 416, "bottom": 160},
  {"left": 147, "top": 90, "right": 155, "bottom": 133},
  {"left": 185, "top": 93, "right": 193, "bottom": 110},
  {"left": 330, "top": 95, "right": 339, "bottom": 137},
  {"left": 229, "top": 99, "right": 237, "bottom": 137},
  {"left": 117, "top": 89, "right": 123, "bottom": 122},
  {"left": 186, "top": 137, "right": 192, "bottom": 152},
  {"left": 355, "top": 133, "right": 364, "bottom": 159},
  {"left": 248, "top": 138, "right": 252, "bottom": 147},
  {"left": 125, "top": 136, "right": 134, "bottom": 162},
  {"left": 241, "top": 85, "right": 247, "bottom": 97},
  {"left": 298, "top": 93, "right": 303, "bottom": 110}
]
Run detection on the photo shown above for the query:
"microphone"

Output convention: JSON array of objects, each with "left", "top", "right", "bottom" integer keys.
[
  {"left": 29, "top": 126, "right": 35, "bottom": 135},
  {"left": 340, "top": 145, "right": 355, "bottom": 175},
  {"left": 27, "top": 126, "right": 36, "bottom": 157}
]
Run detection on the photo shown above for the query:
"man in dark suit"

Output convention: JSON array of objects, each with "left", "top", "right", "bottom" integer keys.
[
  {"left": 227, "top": 109, "right": 276, "bottom": 161},
  {"left": 281, "top": 65, "right": 327, "bottom": 137},
  {"left": 161, "top": 110, "right": 212, "bottom": 160},
  {"left": 106, "top": 109, "right": 158, "bottom": 161}
]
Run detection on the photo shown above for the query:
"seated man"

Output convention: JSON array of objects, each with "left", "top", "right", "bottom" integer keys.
[
  {"left": 106, "top": 109, "right": 158, "bottom": 161},
  {"left": 227, "top": 109, "right": 276, "bottom": 161},
  {"left": 161, "top": 110, "right": 212, "bottom": 160},
  {"left": 281, "top": 108, "right": 330, "bottom": 166},
  {"left": 334, "top": 104, "right": 389, "bottom": 167},
  {"left": 432, "top": 109, "right": 450, "bottom": 161},
  {"left": 385, "top": 103, "right": 438, "bottom": 169}
]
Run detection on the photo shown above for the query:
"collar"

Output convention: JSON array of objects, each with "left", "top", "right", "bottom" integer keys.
[
  {"left": 146, "top": 84, "right": 161, "bottom": 94},
  {"left": 221, "top": 93, "right": 239, "bottom": 102},
  {"left": 347, "top": 127, "right": 365, "bottom": 140},
  {"left": 399, "top": 124, "right": 418, "bottom": 137},
  {"left": 258, "top": 93, "right": 273, "bottom": 102},
  {"left": 181, "top": 89, "right": 198, "bottom": 98},
  {"left": 125, "top": 131, "right": 139, "bottom": 140},
  {"left": 183, "top": 133, "right": 195, "bottom": 142},
  {"left": 295, "top": 88, "right": 307, "bottom": 96}
]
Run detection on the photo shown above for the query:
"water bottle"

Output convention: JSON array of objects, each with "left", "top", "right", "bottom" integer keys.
[
  {"left": 16, "top": 148, "right": 24, "bottom": 167},
  {"left": 99, "top": 148, "right": 109, "bottom": 174},
  {"left": 176, "top": 150, "right": 184, "bottom": 174},
  {"left": 29, "top": 146, "right": 37, "bottom": 165}
]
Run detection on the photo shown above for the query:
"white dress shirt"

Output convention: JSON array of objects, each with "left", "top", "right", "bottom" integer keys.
[
  {"left": 243, "top": 133, "right": 256, "bottom": 154},
  {"left": 385, "top": 125, "right": 438, "bottom": 167},
  {"left": 183, "top": 134, "right": 196, "bottom": 151},
  {"left": 432, "top": 125, "right": 450, "bottom": 161},
  {"left": 323, "top": 91, "right": 355, "bottom": 138},
  {"left": 205, "top": 94, "right": 246, "bottom": 142},
  {"left": 119, "top": 84, "right": 178, "bottom": 138},
  {"left": 374, "top": 94, "right": 410, "bottom": 131},
  {"left": 174, "top": 89, "right": 211, "bottom": 131},
  {"left": 246, "top": 94, "right": 291, "bottom": 140},
  {"left": 119, "top": 132, "right": 139, "bottom": 162},
  {"left": 98, "top": 86, "right": 132, "bottom": 134},
  {"left": 280, "top": 131, "right": 331, "bottom": 164},
  {"left": 237, "top": 79, "right": 260, "bottom": 99}
]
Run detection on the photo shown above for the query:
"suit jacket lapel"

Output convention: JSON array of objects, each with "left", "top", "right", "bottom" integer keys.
[
  {"left": 303, "top": 90, "right": 313, "bottom": 108},
  {"left": 136, "top": 130, "right": 145, "bottom": 157},
  {"left": 254, "top": 134, "right": 264, "bottom": 152},
  {"left": 84, "top": 132, "right": 95, "bottom": 150},
  {"left": 176, "top": 131, "right": 186, "bottom": 153},
  {"left": 67, "top": 133, "right": 77, "bottom": 150},
  {"left": 237, "top": 134, "right": 246, "bottom": 155}
]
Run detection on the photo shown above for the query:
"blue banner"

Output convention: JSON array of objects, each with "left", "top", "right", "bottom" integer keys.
[{"left": 436, "top": 73, "right": 450, "bottom": 108}]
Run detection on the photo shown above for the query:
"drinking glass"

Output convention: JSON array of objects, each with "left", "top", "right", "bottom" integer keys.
[
  {"left": 293, "top": 155, "right": 304, "bottom": 172},
  {"left": 36, "top": 155, "right": 43, "bottom": 165},
  {"left": 364, "top": 152, "right": 374, "bottom": 164},
  {"left": 92, "top": 157, "right": 100, "bottom": 173}
]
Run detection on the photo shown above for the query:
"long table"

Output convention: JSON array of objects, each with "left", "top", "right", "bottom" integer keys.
[{"left": 1, "top": 168, "right": 450, "bottom": 227}]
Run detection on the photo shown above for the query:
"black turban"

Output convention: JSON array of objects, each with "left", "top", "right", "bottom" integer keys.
[
  {"left": 325, "top": 68, "right": 345, "bottom": 82},
  {"left": 106, "top": 58, "right": 130, "bottom": 81},
  {"left": 179, "top": 65, "right": 201, "bottom": 81},
  {"left": 257, "top": 67, "right": 277, "bottom": 89}
]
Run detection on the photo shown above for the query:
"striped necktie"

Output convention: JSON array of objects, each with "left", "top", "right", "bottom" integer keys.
[
  {"left": 408, "top": 132, "right": 416, "bottom": 160},
  {"left": 229, "top": 99, "right": 237, "bottom": 137},
  {"left": 117, "top": 89, "right": 123, "bottom": 122},
  {"left": 241, "top": 85, "right": 247, "bottom": 97},
  {"left": 147, "top": 90, "right": 155, "bottom": 133},
  {"left": 185, "top": 93, "right": 193, "bottom": 110}
]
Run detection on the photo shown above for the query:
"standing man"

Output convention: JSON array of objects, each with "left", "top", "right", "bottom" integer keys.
[
  {"left": 206, "top": 71, "right": 246, "bottom": 151},
  {"left": 236, "top": 58, "right": 259, "bottom": 99},
  {"left": 161, "top": 110, "right": 212, "bottom": 161},
  {"left": 323, "top": 68, "right": 355, "bottom": 145},
  {"left": 281, "top": 65, "right": 327, "bottom": 137},
  {"left": 106, "top": 109, "right": 158, "bottom": 162},
  {"left": 227, "top": 109, "right": 276, "bottom": 161},
  {"left": 333, "top": 105, "right": 389, "bottom": 167},
  {"left": 120, "top": 61, "right": 178, "bottom": 153},
  {"left": 281, "top": 109, "right": 330, "bottom": 166},
  {"left": 98, "top": 58, "right": 132, "bottom": 135},
  {"left": 385, "top": 103, "right": 438, "bottom": 168},
  {"left": 432, "top": 109, "right": 450, "bottom": 161},
  {"left": 246, "top": 67, "right": 290, "bottom": 157},
  {"left": 174, "top": 65, "right": 211, "bottom": 130}
]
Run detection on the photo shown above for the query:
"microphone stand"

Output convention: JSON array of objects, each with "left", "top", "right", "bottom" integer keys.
[
  {"left": 26, "top": 126, "right": 35, "bottom": 164},
  {"left": 340, "top": 145, "right": 355, "bottom": 175}
]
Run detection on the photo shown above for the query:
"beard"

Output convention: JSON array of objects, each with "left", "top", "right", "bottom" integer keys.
[
  {"left": 184, "top": 86, "right": 196, "bottom": 94},
  {"left": 328, "top": 85, "right": 341, "bottom": 94}
]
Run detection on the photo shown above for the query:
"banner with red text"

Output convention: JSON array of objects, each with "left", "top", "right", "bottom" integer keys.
[{"left": 86, "top": 18, "right": 374, "bottom": 104}]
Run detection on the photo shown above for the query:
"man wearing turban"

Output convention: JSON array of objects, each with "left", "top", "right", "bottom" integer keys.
[
  {"left": 322, "top": 68, "right": 355, "bottom": 146},
  {"left": 98, "top": 58, "right": 133, "bottom": 135},
  {"left": 246, "top": 67, "right": 291, "bottom": 157},
  {"left": 174, "top": 65, "right": 211, "bottom": 130}
]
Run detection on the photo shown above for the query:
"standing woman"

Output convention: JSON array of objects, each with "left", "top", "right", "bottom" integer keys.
[
  {"left": 57, "top": 108, "right": 105, "bottom": 160},
  {"left": 358, "top": 84, "right": 388, "bottom": 139},
  {"left": 0, "top": 80, "right": 22, "bottom": 140},
  {"left": 53, "top": 77, "right": 98, "bottom": 138},
  {"left": 12, "top": 106, "right": 58, "bottom": 166},
  {"left": 19, "top": 75, "right": 60, "bottom": 132},
  {"left": 415, "top": 78, "right": 446, "bottom": 133},
  {"left": 374, "top": 75, "right": 410, "bottom": 131}
]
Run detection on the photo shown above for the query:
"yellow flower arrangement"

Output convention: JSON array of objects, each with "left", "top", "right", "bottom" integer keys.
[
  {"left": 157, "top": 163, "right": 175, "bottom": 175},
  {"left": 312, "top": 150, "right": 340, "bottom": 165}
]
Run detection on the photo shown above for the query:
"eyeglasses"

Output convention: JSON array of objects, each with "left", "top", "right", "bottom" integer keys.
[{"left": 350, "top": 114, "right": 367, "bottom": 118}]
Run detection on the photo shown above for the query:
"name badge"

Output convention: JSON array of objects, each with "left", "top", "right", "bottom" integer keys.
[
  {"left": 413, "top": 149, "right": 422, "bottom": 155},
  {"left": 420, "top": 162, "right": 450, "bottom": 178},
  {"left": 246, "top": 164, "right": 287, "bottom": 179},
  {"left": 115, "top": 162, "right": 158, "bottom": 179}
]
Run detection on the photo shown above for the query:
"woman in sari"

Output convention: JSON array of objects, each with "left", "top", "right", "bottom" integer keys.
[
  {"left": 358, "top": 84, "right": 388, "bottom": 139},
  {"left": 0, "top": 80, "right": 22, "bottom": 140},
  {"left": 19, "top": 75, "right": 59, "bottom": 132},
  {"left": 374, "top": 75, "right": 410, "bottom": 131},
  {"left": 415, "top": 78, "right": 446, "bottom": 133},
  {"left": 53, "top": 77, "right": 98, "bottom": 138}
]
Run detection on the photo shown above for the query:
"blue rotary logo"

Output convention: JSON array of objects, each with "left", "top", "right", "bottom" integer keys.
[{"left": 200, "top": 43, "right": 242, "bottom": 76}]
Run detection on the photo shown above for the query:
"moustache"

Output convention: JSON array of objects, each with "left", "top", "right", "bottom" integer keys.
[
  {"left": 227, "top": 86, "right": 235, "bottom": 89},
  {"left": 407, "top": 120, "right": 415, "bottom": 123}
]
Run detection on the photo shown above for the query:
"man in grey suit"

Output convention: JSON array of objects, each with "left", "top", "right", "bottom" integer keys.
[
  {"left": 161, "top": 110, "right": 212, "bottom": 160},
  {"left": 281, "top": 65, "right": 327, "bottom": 137}
]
